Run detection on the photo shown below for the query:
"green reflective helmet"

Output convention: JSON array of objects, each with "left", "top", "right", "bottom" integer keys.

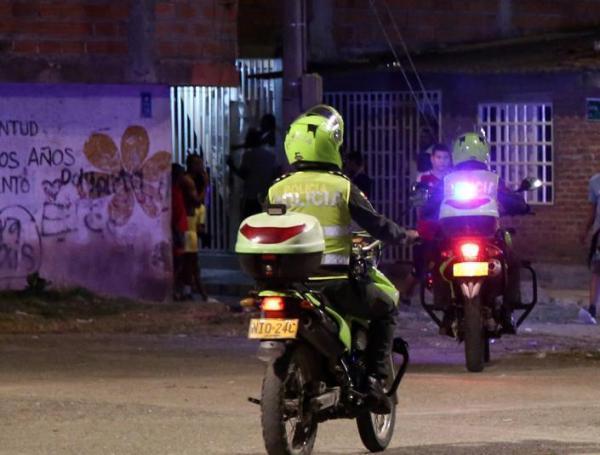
[
  {"left": 452, "top": 132, "right": 490, "bottom": 166},
  {"left": 284, "top": 104, "right": 344, "bottom": 168}
]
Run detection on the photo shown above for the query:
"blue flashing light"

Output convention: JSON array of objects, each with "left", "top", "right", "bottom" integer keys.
[{"left": 453, "top": 181, "right": 477, "bottom": 201}]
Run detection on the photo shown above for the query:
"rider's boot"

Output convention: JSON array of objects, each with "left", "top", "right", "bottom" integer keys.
[
  {"left": 365, "top": 375, "right": 392, "bottom": 414},
  {"left": 439, "top": 309, "right": 454, "bottom": 336},
  {"left": 500, "top": 308, "right": 516, "bottom": 334},
  {"left": 502, "top": 252, "right": 522, "bottom": 334},
  {"left": 365, "top": 316, "right": 394, "bottom": 414}
]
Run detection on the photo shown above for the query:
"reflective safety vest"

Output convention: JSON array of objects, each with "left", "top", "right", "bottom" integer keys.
[{"left": 268, "top": 171, "right": 352, "bottom": 266}]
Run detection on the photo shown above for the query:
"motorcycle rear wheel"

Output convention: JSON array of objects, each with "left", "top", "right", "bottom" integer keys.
[
  {"left": 356, "top": 355, "right": 396, "bottom": 452},
  {"left": 464, "top": 296, "right": 486, "bottom": 372},
  {"left": 261, "top": 345, "right": 319, "bottom": 455}
]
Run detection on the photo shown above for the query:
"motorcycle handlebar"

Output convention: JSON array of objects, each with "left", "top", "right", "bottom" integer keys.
[{"left": 361, "top": 240, "right": 382, "bottom": 251}]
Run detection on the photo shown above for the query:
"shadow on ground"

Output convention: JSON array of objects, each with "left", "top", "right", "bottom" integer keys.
[
  {"left": 246, "top": 439, "right": 600, "bottom": 455},
  {"left": 380, "top": 439, "right": 600, "bottom": 455}
]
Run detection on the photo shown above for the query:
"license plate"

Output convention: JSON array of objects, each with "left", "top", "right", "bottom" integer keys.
[
  {"left": 248, "top": 319, "right": 299, "bottom": 339},
  {"left": 453, "top": 261, "right": 489, "bottom": 277}
]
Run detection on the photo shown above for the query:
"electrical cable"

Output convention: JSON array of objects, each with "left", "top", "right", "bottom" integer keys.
[
  {"left": 367, "top": 0, "right": 438, "bottom": 142},
  {"left": 380, "top": 0, "right": 440, "bottom": 129}
]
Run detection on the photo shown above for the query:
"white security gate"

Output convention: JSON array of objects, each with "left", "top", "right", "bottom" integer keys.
[
  {"left": 324, "top": 91, "right": 442, "bottom": 262},
  {"left": 478, "top": 103, "right": 553, "bottom": 205},
  {"left": 171, "top": 59, "right": 282, "bottom": 251}
]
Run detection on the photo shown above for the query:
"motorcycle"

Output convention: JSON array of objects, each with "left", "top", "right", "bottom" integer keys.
[
  {"left": 413, "top": 171, "right": 541, "bottom": 372},
  {"left": 235, "top": 204, "right": 409, "bottom": 455}
]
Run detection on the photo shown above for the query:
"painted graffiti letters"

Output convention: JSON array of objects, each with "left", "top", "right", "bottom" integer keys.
[
  {"left": 42, "top": 201, "right": 77, "bottom": 237},
  {"left": 83, "top": 200, "right": 106, "bottom": 233},
  {"left": 0, "top": 150, "right": 19, "bottom": 169},
  {"left": 28, "top": 146, "right": 76, "bottom": 167},
  {"left": 1, "top": 88, "right": 172, "bottom": 299},
  {"left": 0, "top": 206, "right": 42, "bottom": 279},
  {"left": 0, "top": 120, "right": 39, "bottom": 137},
  {"left": 60, "top": 167, "right": 144, "bottom": 199},
  {"left": 0, "top": 174, "right": 30, "bottom": 195}
]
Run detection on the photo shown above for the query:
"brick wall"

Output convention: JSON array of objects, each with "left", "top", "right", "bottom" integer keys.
[
  {"left": 432, "top": 112, "right": 597, "bottom": 266},
  {"left": 239, "top": 0, "right": 600, "bottom": 60},
  {"left": 238, "top": 0, "right": 282, "bottom": 57},
  {"left": 502, "top": 114, "right": 600, "bottom": 265},
  {"left": 0, "top": 0, "right": 238, "bottom": 85},
  {"left": 333, "top": 0, "right": 600, "bottom": 56}
]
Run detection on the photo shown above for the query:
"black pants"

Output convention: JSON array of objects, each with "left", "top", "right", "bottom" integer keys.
[
  {"left": 504, "top": 247, "right": 522, "bottom": 309},
  {"left": 312, "top": 278, "right": 396, "bottom": 380},
  {"left": 411, "top": 240, "right": 437, "bottom": 280}
]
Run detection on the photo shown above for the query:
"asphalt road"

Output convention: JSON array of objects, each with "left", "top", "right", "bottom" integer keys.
[{"left": 1, "top": 321, "right": 600, "bottom": 455}]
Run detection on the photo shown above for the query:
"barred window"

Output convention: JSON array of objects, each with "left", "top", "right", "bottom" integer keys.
[{"left": 478, "top": 103, "right": 553, "bottom": 204}]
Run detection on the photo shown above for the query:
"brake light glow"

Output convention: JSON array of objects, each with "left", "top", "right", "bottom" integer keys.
[
  {"left": 460, "top": 242, "right": 480, "bottom": 260},
  {"left": 261, "top": 296, "right": 285, "bottom": 312},
  {"left": 240, "top": 223, "right": 305, "bottom": 244}
]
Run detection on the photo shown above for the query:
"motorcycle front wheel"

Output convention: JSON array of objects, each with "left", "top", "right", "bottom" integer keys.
[
  {"left": 261, "top": 344, "right": 319, "bottom": 455},
  {"left": 356, "top": 355, "right": 396, "bottom": 452},
  {"left": 464, "top": 296, "right": 486, "bottom": 372}
]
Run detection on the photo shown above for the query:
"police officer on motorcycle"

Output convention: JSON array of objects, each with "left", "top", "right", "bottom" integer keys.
[
  {"left": 268, "top": 105, "right": 418, "bottom": 413},
  {"left": 424, "top": 132, "right": 530, "bottom": 333}
]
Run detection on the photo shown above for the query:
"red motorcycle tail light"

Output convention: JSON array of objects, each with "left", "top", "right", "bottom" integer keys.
[
  {"left": 261, "top": 296, "right": 285, "bottom": 312},
  {"left": 299, "top": 300, "right": 313, "bottom": 309},
  {"left": 240, "top": 223, "right": 305, "bottom": 244},
  {"left": 460, "top": 242, "right": 480, "bottom": 260}
]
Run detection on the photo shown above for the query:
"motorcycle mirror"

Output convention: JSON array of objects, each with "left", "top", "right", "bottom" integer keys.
[
  {"left": 410, "top": 181, "right": 429, "bottom": 193},
  {"left": 517, "top": 177, "right": 543, "bottom": 192}
]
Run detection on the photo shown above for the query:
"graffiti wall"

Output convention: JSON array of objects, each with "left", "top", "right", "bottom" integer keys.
[{"left": 0, "top": 84, "right": 172, "bottom": 300}]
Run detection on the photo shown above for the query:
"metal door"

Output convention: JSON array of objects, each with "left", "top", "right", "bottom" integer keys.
[
  {"left": 171, "top": 59, "right": 282, "bottom": 251},
  {"left": 324, "top": 91, "right": 442, "bottom": 262}
]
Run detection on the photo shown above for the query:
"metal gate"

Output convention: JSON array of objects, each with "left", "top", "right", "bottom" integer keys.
[
  {"left": 324, "top": 91, "right": 442, "bottom": 262},
  {"left": 171, "top": 59, "right": 282, "bottom": 251}
]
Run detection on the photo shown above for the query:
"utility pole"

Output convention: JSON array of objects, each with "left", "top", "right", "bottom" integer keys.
[{"left": 282, "top": 0, "right": 306, "bottom": 128}]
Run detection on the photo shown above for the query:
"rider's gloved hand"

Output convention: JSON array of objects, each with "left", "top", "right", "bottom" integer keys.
[{"left": 404, "top": 229, "right": 420, "bottom": 244}]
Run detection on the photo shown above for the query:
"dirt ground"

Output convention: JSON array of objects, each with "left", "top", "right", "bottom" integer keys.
[{"left": 1, "top": 291, "right": 600, "bottom": 454}]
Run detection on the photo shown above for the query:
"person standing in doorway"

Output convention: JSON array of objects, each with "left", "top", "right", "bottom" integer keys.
[
  {"left": 183, "top": 153, "right": 208, "bottom": 301},
  {"left": 259, "top": 113, "right": 276, "bottom": 149},
  {"left": 227, "top": 128, "right": 279, "bottom": 219},
  {"left": 171, "top": 163, "right": 188, "bottom": 301},
  {"left": 344, "top": 150, "right": 373, "bottom": 198}
]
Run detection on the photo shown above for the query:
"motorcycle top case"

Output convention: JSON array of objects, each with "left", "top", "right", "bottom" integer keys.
[
  {"left": 439, "top": 170, "right": 500, "bottom": 220},
  {"left": 235, "top": 211, "right": 325, "bottom": 280}
]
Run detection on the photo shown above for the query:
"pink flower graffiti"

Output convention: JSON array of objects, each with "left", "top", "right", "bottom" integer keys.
[{"left": 81, "top": 125, "right": 171, "bottom": 226}]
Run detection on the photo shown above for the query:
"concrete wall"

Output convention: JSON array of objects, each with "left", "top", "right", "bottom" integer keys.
[
  {"left": 0, "top": 0, "right": 238, "bottom": 85},
  {"left": 0, "top": 84, "right": 172, "bottom": 300}
]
